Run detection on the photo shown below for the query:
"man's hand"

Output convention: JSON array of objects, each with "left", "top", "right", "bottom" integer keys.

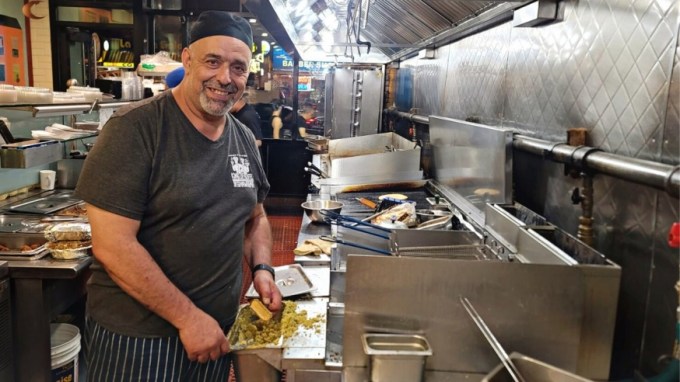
[
  {"left": 177, "top": 309, "right": 230, "bottom": 363},
  {"left": 253, "top": 271, "right": 283, "bottom": 313}
]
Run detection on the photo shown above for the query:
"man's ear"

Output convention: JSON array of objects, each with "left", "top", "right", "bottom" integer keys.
[{"left": 181, "top": 47, "right": 191, "bottom": 70}]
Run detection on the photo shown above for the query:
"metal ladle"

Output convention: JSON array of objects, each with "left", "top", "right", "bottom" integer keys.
[{"left": 460, "top": 297, "right": 526, "bottom": 382}]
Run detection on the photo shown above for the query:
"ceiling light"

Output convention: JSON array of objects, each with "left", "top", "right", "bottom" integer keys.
[
  {"left": 262, "top": 32, "right": 268, "bottom": 37},
  {"left": 248, "top": 18, "right": 257, "bottom": 23}
]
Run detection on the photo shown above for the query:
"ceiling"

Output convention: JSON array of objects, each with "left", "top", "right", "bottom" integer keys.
[{"left": 244, "top": 0, "right": 532, "bottom": 64}]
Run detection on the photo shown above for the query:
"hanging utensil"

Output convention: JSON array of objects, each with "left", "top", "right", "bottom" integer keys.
[
  {"left": 307, "top": 161, "right": 329, "bottom": 178},
  {"left": 304, "top": 166, "right": 324, "bottom": 178},
  {"left": 460, "top": 297, "right": 526, "bottom": 382}
]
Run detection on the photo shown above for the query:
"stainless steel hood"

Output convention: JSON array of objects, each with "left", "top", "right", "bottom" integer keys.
[{"left": 244, "top": 0, "right": 532, "bottom": 63}]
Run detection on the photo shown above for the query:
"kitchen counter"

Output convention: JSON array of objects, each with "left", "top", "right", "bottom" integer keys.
[
  {"left": 295, "top": 189, "right": 432, "bottom": 260},
  {"left": 10, "top": 254, "right": 91, "bottom": 382},
  {"left": 0, "top": 260, "right": 7, "bottom": 278},
  {"left": 0, "top": 189, "right": 93, "bottom": 382},
  {"left": 7, "top": 255, "right": 92, "bottom": 278}
]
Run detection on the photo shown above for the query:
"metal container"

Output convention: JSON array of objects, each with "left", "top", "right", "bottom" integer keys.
[
  {"left": 325, "top": 302, "right": 344, "bottom": 367},
  {"left": 232, "top": 348, "right": 282, "bottom": 382},
  {"left": 301, "top": 200, "right": 343, "bottom": 223},
  {"left": 0, "top": 140, "right": 62, "bottom": 168},
  {"left": 57, "top": 159, "right": 85, "bottom": 189},
  {"left": 362, "top": 333, "right": 432, "bottom": 382},
  {"left": 483, "top": 352, "right": 593, "bottom": 382},
  {"left": 245, "top": 264, "right": 316, "bottom": 298}
]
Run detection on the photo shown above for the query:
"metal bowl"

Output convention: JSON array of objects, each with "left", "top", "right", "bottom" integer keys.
[{"left": 301, "top": 200, "right": 344, "bottom": 223}]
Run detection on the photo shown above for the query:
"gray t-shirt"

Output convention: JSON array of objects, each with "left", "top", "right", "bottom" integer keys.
[{"left": 76, "top": 91, "right": 270, "bottom": 337}]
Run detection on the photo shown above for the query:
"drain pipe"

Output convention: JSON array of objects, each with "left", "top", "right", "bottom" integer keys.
[{"left": 383, "top": 109, "right": 680, "bottom": 198}]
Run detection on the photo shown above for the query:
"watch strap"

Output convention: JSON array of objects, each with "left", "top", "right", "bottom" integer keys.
[{"left": 252, "top": 263, "right": 275, "bottom": 279}]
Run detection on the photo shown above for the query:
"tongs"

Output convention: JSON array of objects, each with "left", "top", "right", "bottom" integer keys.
[
  {"left": 319, "top": 235, "right": 391, "bottom": 255},
  {"left": 460, "top": 297, "right": 525, "bottom": 382},
  {"left": 319, "top": 210, "right": 391, "bottom": 239}
]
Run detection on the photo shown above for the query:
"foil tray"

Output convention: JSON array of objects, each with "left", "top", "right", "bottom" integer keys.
[
  {"left": 227, "top": 303, "right": 284, "bottom": 351},
  {"left": 245, "top": 264, "right": 316, "bottom": 298}
]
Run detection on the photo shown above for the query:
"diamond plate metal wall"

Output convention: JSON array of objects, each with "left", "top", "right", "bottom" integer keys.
[
  {"left": 394, "top": 0, "right": 679, "bottom": 378},
  {"left": 442, "top": 23, "right": 511, "bottom": 126},
  {"left": 412, "top": 44, "right": 450, "bottom": 116}
]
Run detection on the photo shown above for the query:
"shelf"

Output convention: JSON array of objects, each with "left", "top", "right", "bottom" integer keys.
[
  {"left": 101, "top": 62, "right": 135, "bottom": 69},
  {"left": 3, "top": 100, "right": 131, "bottom": 117}
]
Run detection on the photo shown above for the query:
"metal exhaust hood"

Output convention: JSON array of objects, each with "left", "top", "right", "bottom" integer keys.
[{"left": 244, "top": 0, "right": 534, "bottom": 64}]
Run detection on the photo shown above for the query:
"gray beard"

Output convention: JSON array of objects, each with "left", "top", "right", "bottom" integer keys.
[{"left": 199, "top": 92, "right": 235, "bottom": 117}]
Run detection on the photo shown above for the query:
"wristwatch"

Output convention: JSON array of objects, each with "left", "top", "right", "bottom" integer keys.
[{"left": 252, "top": 263, "right": 275, "bottom": 279}]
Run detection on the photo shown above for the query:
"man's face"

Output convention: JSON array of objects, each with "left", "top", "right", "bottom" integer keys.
[{"left": 183, "top": 36, "right": 251, "bottom": 117}]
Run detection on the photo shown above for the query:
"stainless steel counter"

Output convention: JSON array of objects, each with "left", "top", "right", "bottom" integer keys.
[
  {"left": 0, "top": 260, "right": 7, "bottom": 279},
  {"left": 1, "top": 203, "right": 93, "bottom": 382},
  {"left": 7, "top": 255, "right": 92, "bottom": 278}
]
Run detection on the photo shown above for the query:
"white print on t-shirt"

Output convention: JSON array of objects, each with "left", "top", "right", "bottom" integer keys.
[{"left": 229, "top": 155, "right": 255, "bottom": 188}]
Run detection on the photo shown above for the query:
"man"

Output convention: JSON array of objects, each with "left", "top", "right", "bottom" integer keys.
[
  {"left": 277, "top": 105, "right": 308, "bottom": 140},
  {"left": 165, "top": 57, "right": 262, "bottom": 147},
  {"left": 76, "top": 11, "right": 282, "bottom": 381},
  {"left": 230, "top": 92, "right": 263, "bottom": 147}
]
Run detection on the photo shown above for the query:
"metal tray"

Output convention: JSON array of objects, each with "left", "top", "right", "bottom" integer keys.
[
  {"left": 8, "top": 196, "right": 82, "bottom": 214},
  {"left": 0, "top": 250, "right": 49, "bottom": 261},
  {"left": 227, "top": 303, "right": 284, "bottom": 351},
  {"left": 0, "top": 233, "right": 48, "bottom": 256},
  {"left": 245, "top": 264, "right": 316, "bottom": 298}
]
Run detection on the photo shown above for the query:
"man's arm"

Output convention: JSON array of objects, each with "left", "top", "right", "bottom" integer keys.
[
  {"left": 244, "top": 203, "right": 282, "bottom": 311},
  {"left": 272, "top": 116, "right": 282, "bottom": 139},
  {"left": 87, "top": 203, "right": 229, "bottom": 362}
]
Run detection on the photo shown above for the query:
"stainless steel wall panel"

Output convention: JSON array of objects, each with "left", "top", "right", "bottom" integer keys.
[
  {"left": 359, "top": 70, "right": 384, "bottom": 136},
  {"left": 662, "top": 24, "right": 680, "bottom": 164},
  {"left": 413, "top": 45, "right": 450, "bottom": 116},
  {"left": 392, "top": 0, "right": 679, "bottom": 377},
  {"left": 504, "top": 0, "right": 678, "bottom": 154},
  {"left": 328, "top": 69, "right": 355, "bottom": 139},
  {"left": 440, "top": 23, "right": 511, "bottom": 125},
  {"left": 343, "top": 255, "right": 617, "bottom": 379}
]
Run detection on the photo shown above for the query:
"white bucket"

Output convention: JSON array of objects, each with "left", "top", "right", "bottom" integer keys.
[{"left": 50, "top": 323, "right": 81, "bottom": 382}]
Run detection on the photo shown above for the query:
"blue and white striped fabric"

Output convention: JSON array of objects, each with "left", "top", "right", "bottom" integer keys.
[{"left": 85, "top": 318, "right": 232, "bottom": 382}]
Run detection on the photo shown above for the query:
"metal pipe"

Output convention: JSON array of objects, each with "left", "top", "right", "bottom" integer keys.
[
  {"left": 382, "top": 109, "right": 680, "bottom": 198},
  {"left": 578, "top": 174, "right": 594, "bottom": 246},
  {"left": 514, "top": 135, "right": 680, "bottom": 198},
  {"left": 384, "top": 109, "right": 429, "bottom": 125}
]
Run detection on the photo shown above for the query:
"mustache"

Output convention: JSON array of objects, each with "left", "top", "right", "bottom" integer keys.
[{"left": 204, "top": 81, "right": 238, "bottom": 93}]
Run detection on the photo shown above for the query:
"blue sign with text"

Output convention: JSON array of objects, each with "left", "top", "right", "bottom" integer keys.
[{"left": 271, "top": 47, "right": 331, "bottom": 73}]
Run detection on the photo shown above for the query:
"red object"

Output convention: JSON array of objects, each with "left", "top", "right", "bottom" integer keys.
[{"left": 669, "top": 222, "right": 680, "bottom": 248}]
